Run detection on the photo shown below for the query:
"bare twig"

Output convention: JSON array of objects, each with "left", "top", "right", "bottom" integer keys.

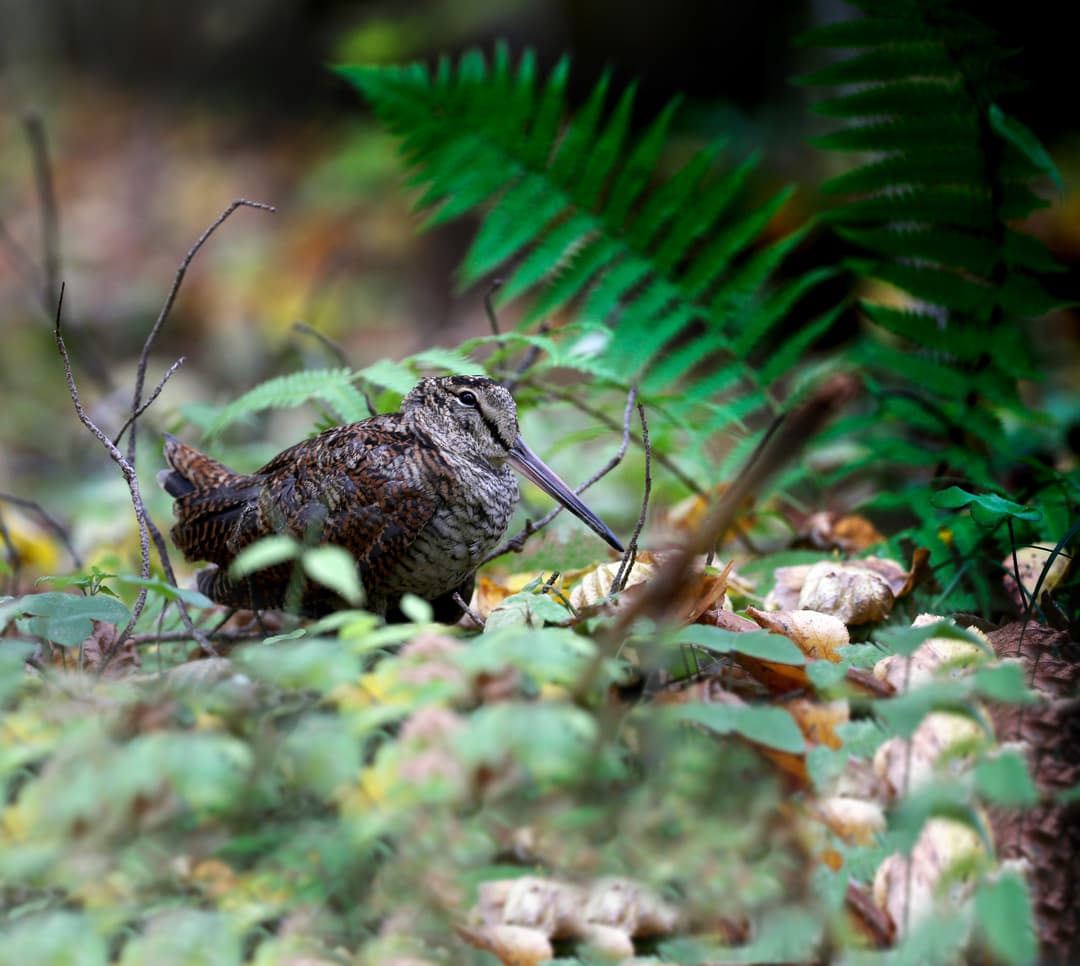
[
  {"left": 0, "top": 490, "right": 83, "bottom": 569},
  {"left": 485, "top": 279, "right": 504, "bottom": 336},
  {"left": 453, "top": 591, "right": 485, "bottom": 629},
  {"left": 125, "top": 198, "right": 275, "bottom": 465},
  {"left": 292, "top": 321, "right": 349, "bottom": 367},
  {"left": 541, "top": 383, "right": 703, "bottom": 496},
  {"left": 126, "top": 627, "right": 266, "bottom": 647},
  {"left": 481, "top": 386, "right": 637, "bottom": 565},
  {"left": 22, "top": 113, "right": 61, "bottom": 310},
  {"left": 609, "top": 402, "right": 652, "bottom": 595},
  {"left": 111, "top": 356, "right": 186, "bottom": 447},
  {"left": 504, "top": 320, "right": 551, "bottom": 394},
  {"left": 54, "top": 285, "right": 216, "bottom": 665},
  {"left": 53, "top": 285, "right": 150, "bottom": 661}
]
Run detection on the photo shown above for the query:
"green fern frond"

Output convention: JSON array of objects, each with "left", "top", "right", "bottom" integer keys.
[
  {"left": 205, "top": 368, "right": 369, "bottom": 439},
  {"left": 804, "top": 0, "right": 1068, "bottom": 613},
  {"left": 340, "top": 45, "right": 826, "bottom": 425}
]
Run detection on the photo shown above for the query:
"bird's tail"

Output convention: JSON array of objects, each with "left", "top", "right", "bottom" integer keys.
[{"left": 159, "top": 434, "right": 260, "bottom": 565}]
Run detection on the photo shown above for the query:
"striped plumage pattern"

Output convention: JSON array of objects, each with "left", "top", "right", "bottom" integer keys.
[{"left": 161, "top": 376, "right": 522, "bottom": 620}]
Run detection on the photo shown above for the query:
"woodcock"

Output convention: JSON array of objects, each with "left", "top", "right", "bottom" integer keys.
[{"left": 160, "top": 375, "right": 623, "bottom": 621}]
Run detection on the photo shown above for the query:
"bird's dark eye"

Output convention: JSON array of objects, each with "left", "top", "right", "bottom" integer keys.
[{"left": 458, "top": 390, "right": 479, "bottom": 408}]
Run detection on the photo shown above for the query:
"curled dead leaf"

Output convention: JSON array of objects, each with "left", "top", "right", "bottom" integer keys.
[
  {"left": 803, "top": 511, "right": 885, "bottom": 554},
  {"left": 456, "top": 923, "right": 553, "bottom": 966},
  {"left": 873, "top": 614, "right": 990, "bottom": 692},
  {"left": 746, "top": 606, "right": 850, "bottom": 662},
  {"left": 816, "top": 796, "right": 886, "bottom": 845},
  {"left": 1002, "top": 542, "right": 1071, "bottom": 612},
  {"left": 569, "top": 559, "right": 655, "bottom": 611},
  {"left": 798, "top": 561, "right": 895, "bottom": 625},
  {"left": 580, "top": 923, "right": 635, "bottom": 960},
  {"left": 786, "top": 697, "right": 849, "bottom": 749},
  {"left": 873, "top": 818, "right": 986, "bottom": 938},
  {"left": 873, "top": 711, "right": 988, "bottom": 798}
]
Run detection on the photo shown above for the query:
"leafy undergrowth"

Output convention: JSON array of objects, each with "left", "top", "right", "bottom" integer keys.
[{"left": 2, "top": 496, "right": 1075, "bottom": 964}]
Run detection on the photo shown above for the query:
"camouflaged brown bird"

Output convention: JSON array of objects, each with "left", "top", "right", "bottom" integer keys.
[{"left": 160, "top": 375, "right": 622, "bottom": 621}]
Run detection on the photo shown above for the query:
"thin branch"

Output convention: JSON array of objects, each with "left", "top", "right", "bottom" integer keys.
[
  {"left": 541, "top": 383, "right": 703, "bottom": 496},
  {"left": 504, "top": 320, "right": 551, "bottom": 394},
  {"left": 485, "top": 279, "right": 504, "bottom": 335},
  {"left": 609, "top": 401, "right": 652, "bottom": 595},
  {"left": 126, "top": 627, "right": 266, "bottom": 647},
  {"left": 292, "top": 321, "right": 349, "bottom": 367},
  {"left": 112, "top": 356, "right": 186, "bottom": 447},
  {"left": 126, "top": 198, "right": 275, "bottom": 466},
  {"left": 53, "top": 284, "right": 151, "bottom": 662},
  {"left": 22, "top": 113, "right": 61, "bottom": 310},
  {"left": 453, "top": 591, "right": 485, "bottom": 629},
  {"left": 0, "top": 490, "right": 83, "bottom": 569},
  {"left": 482, "top": 386, "right": 637, "bottom": 565}
]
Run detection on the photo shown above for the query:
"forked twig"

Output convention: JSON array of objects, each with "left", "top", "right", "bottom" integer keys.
[
  {"left": 111, "top": 356, "right": 186, "bottom": 447},
  {"left": 53, "top": 285, "right": 152, "bottom": 659},
  {"left": 481, "top": 386, "right": 637, "bottom": 564},
  {"left": 540, "top": 383, "right": 703, "bottom": 496},
  {"left": 123, "top": 198, "right": 275, "bottom": 463}
]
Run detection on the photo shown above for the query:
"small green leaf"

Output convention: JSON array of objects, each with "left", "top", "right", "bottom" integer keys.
[
  {"left": 676, "top": 625, "right": 806, "bottom": 665},
  {"left": 398, "top": 594, "right": 433, "bottom": 624},
  {"left": 229, "top": 535, "right": 300, "bottom": 579},
  {"left": 806, "top": 659, "right": 848, "bottom": 691},
  {"left": 484, "top": 590, "right": 570, "bottom": 631},
  {"left": 114, "top": 575, "right": 215, "bottom": 609},
  {"left": 931, "top": 486, "right": 1042, "bottom": 527},
  {"left": 302, "top": 545, "right": 364, "bottom": 605},
  {"left": 976, "top": 871, "right": 1038, "bottom": 965},
  {"left": 671, "top": 702, "right": 807, "bottom": 754},
  {"left": 975, "top": 661, "right": 1034, "bottom": 704},
  {"left": 975, "top": 749, "right": 1038, "bottom": 808},
  {"left": 12, "top": 591, "right": 132, "bottom": 647}
]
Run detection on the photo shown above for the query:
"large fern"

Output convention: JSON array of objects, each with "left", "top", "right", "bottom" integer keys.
[
  {"left": 801, "top": 0, "right": 1071, "bottom": 609},
  {"left": 337, "top": 46, "right": 838, "bottom": 485}
]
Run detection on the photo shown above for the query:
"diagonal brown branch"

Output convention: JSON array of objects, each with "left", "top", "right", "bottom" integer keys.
[{"left": 123, "top": 198, "right": 276, "bottom": 463}]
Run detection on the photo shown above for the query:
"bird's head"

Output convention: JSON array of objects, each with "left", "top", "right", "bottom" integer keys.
[{"left": 404, "top": 375, "right": 623, "bottom": 552}]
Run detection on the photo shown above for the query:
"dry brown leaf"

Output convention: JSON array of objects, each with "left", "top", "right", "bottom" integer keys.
[
  {"left": 873, "top": 614, "right": 989, "bottom": 693},
  {"left": 804, "top": 511, "right": 885, "bottom": 553},
  {"left": 817, "top": 796, "right": 886, "bottom": 844},
  {"left": 765, "top": 564, "right": 814, "bottom": 611},
  {"left": 845, "top": 881, "right": 895, "bottom": 948},
  {"left": 746, "top": 606, "right": 850, "bottom": 662},
  {"left": 1002, "top": 542, "right": 1072, "bottom": 612},
  {"left": 873, "top": 711, "right": 988, "bottom": 799},
  {"left": 456, "top": 923, "right": 553, "bottom": 965},
  {"left": 786, "top": 697, "right": 849, "bottom": 749},
  {"left": 873, "top": 818, "right": 986, "bottom": 938},
  {"left": 80, "top": 621, "right": 140, "bottom": 678},
  {"left": 568, "top": 559, "right": 655, "bottom": 611},
  {"left": 798, "top": 561, "right": 895, "bottom": 625},
  {"left": 579, "top": 923, "right": 635, "bottom": 960}
]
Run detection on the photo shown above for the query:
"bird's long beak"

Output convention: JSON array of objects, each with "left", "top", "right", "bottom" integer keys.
[{"left": 509, "top": 437, "right": 624, "bottom": 553}]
